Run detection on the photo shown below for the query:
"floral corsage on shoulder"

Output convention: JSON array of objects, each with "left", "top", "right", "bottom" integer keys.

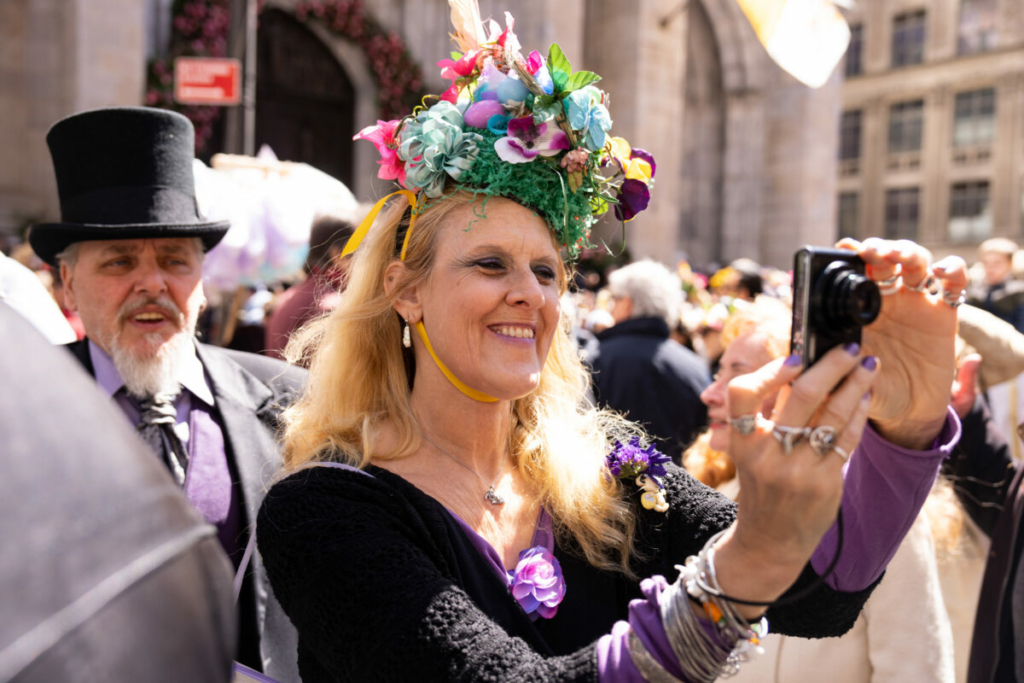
[{"left": 606, "top": 438, "right": 672, "bottom": 513}]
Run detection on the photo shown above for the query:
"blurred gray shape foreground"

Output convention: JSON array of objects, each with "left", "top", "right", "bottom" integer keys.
[{"left": 0, "top": 301, "right": 236, "bottom": 683}]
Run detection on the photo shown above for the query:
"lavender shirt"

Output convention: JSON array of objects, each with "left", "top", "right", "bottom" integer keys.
[
  {"left": 89, "top": 341, "right": 244, "bottom": 563},
  {"left": 450, "top": 409, "right": 961, "bottom": 682}
]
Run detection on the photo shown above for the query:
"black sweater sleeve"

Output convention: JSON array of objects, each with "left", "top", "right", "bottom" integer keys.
[{"left": 257, "top": 468, "right": 598, "bottom": 683}]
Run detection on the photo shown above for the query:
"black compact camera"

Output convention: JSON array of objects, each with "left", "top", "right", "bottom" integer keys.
[{"left": 790, "top": 247, "right": 882, "bottom": 366}]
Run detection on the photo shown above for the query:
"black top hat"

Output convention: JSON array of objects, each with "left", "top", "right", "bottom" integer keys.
[{"left": 29, "top": 107, "right": 229, "bottom": 266}]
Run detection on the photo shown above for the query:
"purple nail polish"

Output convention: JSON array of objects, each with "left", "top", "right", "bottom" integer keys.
[
  {"left": 844, "top": 342, "right": 861, "bottom": 356},
  {"left": 861, "top": 356, "right": 878, "bottom": 371},
  {"left": 784, "top": 354, "right": 802, "bottom": 367}
]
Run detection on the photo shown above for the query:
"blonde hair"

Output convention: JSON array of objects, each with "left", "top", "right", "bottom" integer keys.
[{"left": 282, "top": 191, "right": 641, "bottom": 574}]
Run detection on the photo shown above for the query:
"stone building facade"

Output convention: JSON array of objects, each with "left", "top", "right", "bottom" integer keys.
[
  {"left": 1, "top": 0, "right": 146, "bottom": 240},
  {"left": 2, "top": 0, "right": 844, "bottom": 270},
  {"left": 837, "top": 0, "right": 1024, "bottom": 263}
]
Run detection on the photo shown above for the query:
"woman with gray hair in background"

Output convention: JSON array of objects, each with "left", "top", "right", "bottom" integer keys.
[{"left": 589, "top": 260, "right": 712, "bottom": 463}]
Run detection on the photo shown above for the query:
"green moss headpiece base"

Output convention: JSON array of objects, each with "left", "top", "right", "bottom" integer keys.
[{"left": 454, "top": 130, "right": 596, "bottom": 256}]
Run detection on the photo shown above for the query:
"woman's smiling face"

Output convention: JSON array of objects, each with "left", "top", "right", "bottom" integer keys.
[{"left": 411, "top": 198, "right": 563, "bottom": 401}]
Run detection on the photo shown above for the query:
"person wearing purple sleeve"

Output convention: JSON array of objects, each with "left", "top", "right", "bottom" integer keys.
[
  {"left": 27, "top": 107, "right": 304, "bottom": 682},
  {"left": 254, "top": 4, "right": 968, "bottom": 682}
]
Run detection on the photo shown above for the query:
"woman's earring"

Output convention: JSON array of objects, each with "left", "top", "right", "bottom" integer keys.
[{"left": 403, "top": 319, "right": 412, "bottom": 348}]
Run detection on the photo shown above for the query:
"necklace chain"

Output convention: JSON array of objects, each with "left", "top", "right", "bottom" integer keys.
[{"left": 420, "top": 431, "right": 508, "bottom": 505}]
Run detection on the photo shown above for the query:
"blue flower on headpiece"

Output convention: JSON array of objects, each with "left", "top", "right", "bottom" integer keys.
[
  {"left": 565, "top": 86, "right": 612, "bottom": 152},
  {"left": 399, "top": 102, "right": 483, "bottom": 198}
]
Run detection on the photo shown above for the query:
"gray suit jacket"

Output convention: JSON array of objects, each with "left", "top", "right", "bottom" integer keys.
[{"left": 67, "top": 339, "right": 305, "bottom": 682}]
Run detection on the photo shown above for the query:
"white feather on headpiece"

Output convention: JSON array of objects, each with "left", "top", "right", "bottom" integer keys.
[{"left": 448, "top": 0, "right": 487, "bottom": 52}]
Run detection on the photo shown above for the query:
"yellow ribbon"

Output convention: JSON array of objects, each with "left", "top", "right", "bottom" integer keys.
[
  {"left": 414, "top": 321, "right": 498, "bottom": 403},
  {"left": 343, "top": 189, "right": 498, "bottom": 403},
  {"left": 341, "top": 189, "right": 420, "bottom": 259}
]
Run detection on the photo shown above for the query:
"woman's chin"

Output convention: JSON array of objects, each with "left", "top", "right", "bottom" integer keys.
[
  {"left": 471, "top": 371, "right": 542, "bottom": 402},
  {"left": 708, "top": 432, "right": 729, "bottom": 453}
]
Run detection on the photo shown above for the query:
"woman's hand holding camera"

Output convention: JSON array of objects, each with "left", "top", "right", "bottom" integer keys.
[
  {"left": 712, "top": 343, "right": 878, "bottom": 618},
  {"left": 838, "top": 238, "right": 967, "bottom": 449}
]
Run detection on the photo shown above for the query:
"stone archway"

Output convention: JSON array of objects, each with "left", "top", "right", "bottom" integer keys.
[
  {"left": 255, "top": 8, "right": 357, "bottom": 189},
  {"left": 688, "top": 0, "right": 769, "bottom": 267},
  {"left": 679, "top": 0, "right": 727, "bottom": 268}
]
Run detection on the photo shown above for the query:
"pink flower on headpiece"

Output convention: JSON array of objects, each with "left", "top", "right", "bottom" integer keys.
[
  {"left": 494, "top": 116, "right": 570, "bottom": 164},
  {"left": 437, "top": 50, "right": 479, "bottom": 104},
  {"left": 525, "top": 50, "right": 544, "bottom": 75},
  {"left": 494, "top": 12, "right": 520, "bottom": 55},
  {"left": 353, "top": 119, "right": 406, "bottom": 186}
]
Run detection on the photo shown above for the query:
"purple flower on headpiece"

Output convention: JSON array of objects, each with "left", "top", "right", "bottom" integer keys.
[
  {"left": 494, "top": 116, "right": 570, "bottom": 164},
  {"left": 509, "top": 546, "right": 566, "bottom": 620},
  {"left": 614, "top": 178, "right": 652, "bottom": 222},
  {"left": 605, "top": 438, "right": 670, "bottom": 484}
]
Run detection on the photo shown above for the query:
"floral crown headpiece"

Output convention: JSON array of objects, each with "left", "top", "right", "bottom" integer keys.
[{"left": 350, "top": 1, "right": 656, "bottom": 261}]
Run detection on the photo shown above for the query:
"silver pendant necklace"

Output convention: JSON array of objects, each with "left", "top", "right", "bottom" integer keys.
[{"left": 421, "top": 432, "right": 508, "bottom": 505}]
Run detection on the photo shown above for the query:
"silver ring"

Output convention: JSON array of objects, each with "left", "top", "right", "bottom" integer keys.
[
  {"left": 903, "top": 274, "right": 936, "bottom": 294},
  {"left": 874, "top": 273, "right": 901, "bottom": 296},
  {"left": 729, "top": 414, "right": 759, "bottom": 436},
  {"left": 832, "top": 445, "right": 850, "bottom": 462},
  {"left": 942, "top": 289, "right": 966, "bottom": 308},
  {"left": 772, "top": 425, "right": 812, "bottom": 454},
  {"left": 808, "top": 425, "right": 838, "bottom": 456}
]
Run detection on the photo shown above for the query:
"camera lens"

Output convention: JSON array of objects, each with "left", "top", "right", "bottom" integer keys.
[{"left": 818, "top": 262, "right": 882, "bottom": 329}]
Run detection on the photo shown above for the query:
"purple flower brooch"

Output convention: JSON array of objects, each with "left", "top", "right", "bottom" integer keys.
[
  {"left": 509, "top": 546, "right": 566, "bottom": 620},
  {"left": 606, "top": 438, "right": 672, "bottom": 513}
]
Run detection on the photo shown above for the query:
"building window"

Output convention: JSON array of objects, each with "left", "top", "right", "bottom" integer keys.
[
  {"left": 845, "top": 24, "right": 863, "bottom": 78},
  {"left": 958, "top": 0, "right": 998, "bottom": 55},
  {"left": 885, "top": 188, "right": 920, "bottom": 240},
  {"left": 888, "top": 100, "right": 924, "bottom": 153},
  {"left": 840, "top": 110, "right": 862, "bottom": 160},
  {"left": 892, "top": 11, "right": 926, "bottom": 68},
  {"left": 949, "top": 181, "right": 991, "bottom": 241},
  {"left": 838, "top": 193, "right": 860, "bottom": 240},
  {"left": 953, "top": 88, "right": 996, "bottom": 147}
]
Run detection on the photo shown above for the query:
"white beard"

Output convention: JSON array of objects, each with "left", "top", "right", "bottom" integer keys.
[{"left": 110, "top": 329, "right": 193, "bottom": 399}]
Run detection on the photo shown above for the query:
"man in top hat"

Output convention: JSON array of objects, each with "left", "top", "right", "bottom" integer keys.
[{"left": 29, "top": 107, "right": 302, "bottom": 681}]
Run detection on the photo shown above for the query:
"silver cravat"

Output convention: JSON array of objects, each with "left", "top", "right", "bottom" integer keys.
[{"left": 135, "top": 391, "right": 189, "bottom": 486}]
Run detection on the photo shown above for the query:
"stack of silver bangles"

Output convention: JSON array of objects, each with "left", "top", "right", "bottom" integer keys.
[{"left": 627, "top": 530, "right": 767, "bottom": 682}]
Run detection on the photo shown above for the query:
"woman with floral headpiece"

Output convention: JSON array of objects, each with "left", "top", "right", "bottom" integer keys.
[{"left": 255, "top": 3, "right": 969, "bottom": 681}]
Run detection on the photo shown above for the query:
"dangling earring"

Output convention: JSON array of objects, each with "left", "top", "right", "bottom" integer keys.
[{"left": 403, "top": 318, "right": 412, "bottom": 348}]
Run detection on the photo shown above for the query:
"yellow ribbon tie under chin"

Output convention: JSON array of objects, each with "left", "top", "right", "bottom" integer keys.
[
  {"left": 414, "top": 321, "right": 498, "bottom": 403},
  {"left": 341, "top": 189, "right": 420, "bottom": 260}
]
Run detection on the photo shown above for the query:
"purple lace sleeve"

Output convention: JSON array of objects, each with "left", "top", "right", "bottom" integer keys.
[{"left": 810, "top": 407, "right": 961, "bottom": 590}]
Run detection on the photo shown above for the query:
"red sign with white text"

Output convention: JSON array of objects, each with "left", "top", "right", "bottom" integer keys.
[{"left": 174, "top": 57, "right": 241, "bottom": 106}]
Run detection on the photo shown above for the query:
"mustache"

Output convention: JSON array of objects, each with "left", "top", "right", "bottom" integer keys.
[{"left": 117, "top": 296, "right": 185, "bottom": 327}]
